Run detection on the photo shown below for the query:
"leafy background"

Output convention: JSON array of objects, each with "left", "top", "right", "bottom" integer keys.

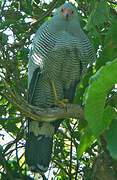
[{"left": 0, "top": 0, "right": 117, "bottom": 179}]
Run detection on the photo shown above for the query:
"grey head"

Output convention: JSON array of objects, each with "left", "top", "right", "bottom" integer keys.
[
  {"left": 54, "top": 3, "right": 78, "bottom": 21},
  {"left": 48, "top": 3, "right": 82, "bottom": 35}
]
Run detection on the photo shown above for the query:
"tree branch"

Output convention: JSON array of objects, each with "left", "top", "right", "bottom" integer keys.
[
  {"left": 3, "top": 79, "right": 84, "bottom": 122},
  {"left": 7, "top": 0, "right": 58, "bottom": 50}
]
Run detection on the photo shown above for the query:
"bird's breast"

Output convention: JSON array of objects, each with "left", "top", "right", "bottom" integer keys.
[{"left": 44, "top": 33, "right": 81, "bottom": 89}]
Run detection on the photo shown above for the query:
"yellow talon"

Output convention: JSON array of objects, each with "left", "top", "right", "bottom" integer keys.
[
  {"left": 51, "top": 81, "right": 68, "bottom": 107},
  {"left": 55, "top": 99, "right": 68, "bottom": 107}
]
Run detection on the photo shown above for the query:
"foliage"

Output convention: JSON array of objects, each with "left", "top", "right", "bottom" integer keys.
[{"left": 0, "top": 0, "right": 117, "bottom": 179}]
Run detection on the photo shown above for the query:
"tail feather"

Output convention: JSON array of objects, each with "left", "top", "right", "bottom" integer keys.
[
  {"left": 25, "top": 132, "right": 53, "bottom": 172},
  {"left": 25, "top": 121, "right": 54, "bottom": 173}
]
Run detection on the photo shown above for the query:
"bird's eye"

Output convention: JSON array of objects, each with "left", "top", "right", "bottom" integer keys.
[{"left": 71, "top": 10, "right": 74, "bottom": 14}]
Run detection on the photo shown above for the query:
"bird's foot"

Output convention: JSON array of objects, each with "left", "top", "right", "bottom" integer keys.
[
  {"left": 55, "top": 98, "right": 68, "bottom": 108},
  {"left": 51, "top": 81, "right": 68, "bottom": 107}
]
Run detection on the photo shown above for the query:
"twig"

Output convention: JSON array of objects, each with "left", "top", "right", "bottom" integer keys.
[
  {"left": 57, "top": 129, "right": 71, "bottom": 141},
  {"left": 75, "top": 160, "right": 79, "bottom": 180},
  {"left": 0, "top": 117, "right": 22, "bottom": 122},
  {"left": 3, "top": 130, "right": 24, "bottom": 155},
  {"left": 7, "top": 0, "right": 58, "bottom": 50},
  {"left": 53, "top": 160, "right": 69, "bottom": 176},
  {"left": 69, "top": 136, "right": 73, "bottom": 179},
  {"left": 4, "top": 145, "right": 24, "bottom": 157},
  {"left": 1, "top": 57, "right": 27, "bottom": 97},
  {"left": 16, "top": 142, "right": 20, "bottom": 170},
  {"left": 0, "top": 150, "right": 13, "bottom": 180}
]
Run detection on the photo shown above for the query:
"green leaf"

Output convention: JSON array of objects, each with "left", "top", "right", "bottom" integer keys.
[
  {"left": 74, "top": 67, "right": 94, "bottom": 105},
  {"left": 106, "top": 120, "right": 117, "bottom": 160},
  {"left": 77, "top": 128, "right": 95, "bottom": 159},
  {"left": 103, "top": 106, "right": 116, "bottom": 130},
  {"left": 109, "top": 93, "right": 117, "bottom": 108},
  {"left": 77, "top": 105, "right": 115, "bottom": 159},
  {"left": 85, "top": 0, "right": 109, "bottom": 30},
  {"left": 104, "top": 18, "right": 117, "bottom": 46},
  {"left": 85, "top": 58, "right": 117, "bottom": 137},
  {"left": 96, "top": 18, "right": 117, "bottom": 69}
]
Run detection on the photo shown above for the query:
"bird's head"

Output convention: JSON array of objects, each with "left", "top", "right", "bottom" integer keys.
[
  {"left": 55, "top": 3, "right": 76, "bottom": 21},
  {"left": 50, "top": 3, "right": 81, "bottom": 34}
]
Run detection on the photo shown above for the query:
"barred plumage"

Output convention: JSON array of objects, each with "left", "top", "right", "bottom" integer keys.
[{"left": 25, "top": 3, "right": 96, "bottom": 173}]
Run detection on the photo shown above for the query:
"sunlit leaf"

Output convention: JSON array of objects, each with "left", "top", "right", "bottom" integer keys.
[{"left": 85, "top": 58, "right": 117, "bottom": 136}]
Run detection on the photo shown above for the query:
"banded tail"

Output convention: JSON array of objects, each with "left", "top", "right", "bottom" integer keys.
[{"left": 25, "top": 120, "right": 55, "bottom": 172}]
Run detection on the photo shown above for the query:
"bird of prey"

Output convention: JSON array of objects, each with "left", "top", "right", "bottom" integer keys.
[{"left": 25, "top": 2, "right": 95, "bottom": 173}]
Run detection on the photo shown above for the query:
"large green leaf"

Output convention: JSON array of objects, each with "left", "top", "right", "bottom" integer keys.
[
  {"left": 106, "top": 120, "right": 117, "bottom": 160},
  {"left": 77, "top": 106, "right": 115, "bottom": 159},
  {"left": 85, "top": 58, "right": 117, "bottom": 137},
  {"left": 96, "top": 18, "right": 117, "bottom": 69},
  {"left": 85, "top": 0, "right": 109, "bottom": 30},
  {"left": 77, "top": 59, "right": 117, "bottom": 159},
  {"left": 77, "top": 128, "right": 95, "bottom": 159}
]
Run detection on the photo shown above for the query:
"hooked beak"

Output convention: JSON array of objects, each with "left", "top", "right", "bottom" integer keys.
[{"left": 65, "top": 13, "right": 69, "bottom": 20}]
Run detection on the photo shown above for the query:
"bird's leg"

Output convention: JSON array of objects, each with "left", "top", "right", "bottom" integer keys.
[{"left": 51, "top": 81, "right": 68, "bottom": 107}]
